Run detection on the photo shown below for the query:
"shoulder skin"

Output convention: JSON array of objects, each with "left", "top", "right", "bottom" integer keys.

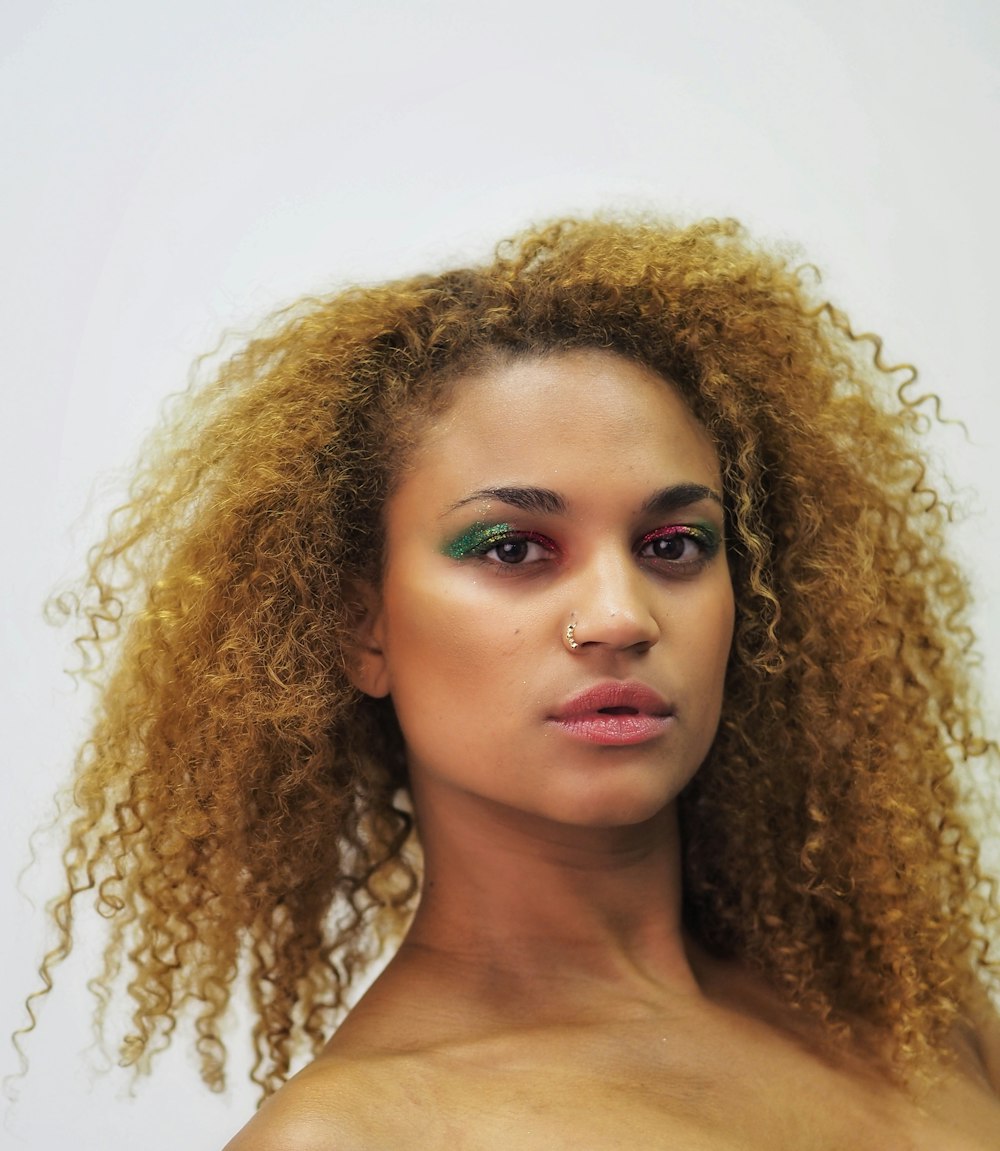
[
  {"left": 972, "top": 996, "right": 1000, "bottom": 1093},
  {"left": 222, "top": 1063, "right": 370, "bottom": 1151}
]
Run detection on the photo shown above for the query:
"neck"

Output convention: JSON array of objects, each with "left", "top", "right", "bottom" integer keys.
[{"left": 399, "top": 782, "right": 700, "bottom": 1017}]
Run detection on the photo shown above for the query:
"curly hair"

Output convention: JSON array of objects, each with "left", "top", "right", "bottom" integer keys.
[{"left": 19, "top": 215, "right": 998, "bottom": 1098}]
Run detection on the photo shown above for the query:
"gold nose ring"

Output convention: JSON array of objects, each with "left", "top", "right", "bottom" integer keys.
[{"left": 564, "top": 618, "right": 580, "bottom": 652}]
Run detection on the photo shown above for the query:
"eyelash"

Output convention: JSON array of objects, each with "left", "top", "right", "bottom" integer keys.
[
  {"left": 466, "top": 529, "right": 554, "bottom": 567},
  {"left": 455, "top": 524, "right": 720, "bottom": 572},
  {"left": 635, "top": 524, "right": 720, "bottom": 568}
]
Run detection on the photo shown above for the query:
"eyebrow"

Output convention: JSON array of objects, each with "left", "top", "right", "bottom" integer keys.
[
  {"left": 443, "top": 482, "right": 723, "bottom": 518},
  {"left": 641, "top": 482, "right": 724, "bottom": 515}
]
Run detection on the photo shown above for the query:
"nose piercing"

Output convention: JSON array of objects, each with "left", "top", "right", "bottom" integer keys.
[{"left": 563, "top": 616, "right": 580, "bottom": 652}]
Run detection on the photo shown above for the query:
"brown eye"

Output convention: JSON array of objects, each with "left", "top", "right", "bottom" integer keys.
[
  {"left": 647, "top": 536, "right": 689, "bottom": 561},
  {"left": 494, "top": 540, "right": 529, "bottom": 564},
  {"left": 479, "top": 533, "right": 554, "bottom": 567},
  {"left": 637, "top": 524, "right": 719, "bottom": 568}
]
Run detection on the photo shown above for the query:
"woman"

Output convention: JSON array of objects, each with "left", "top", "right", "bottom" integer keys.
[{"left": 21, "top": 217, "right": 1000, "bottom": 1147}]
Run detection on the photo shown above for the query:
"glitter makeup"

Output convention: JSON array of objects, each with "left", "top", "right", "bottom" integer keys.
[
  {"left": 441, "top": 522, "right": 512, "bottom": 560},
  {"left": 637, "top": 522, "right": 721, "bottom": 561}
]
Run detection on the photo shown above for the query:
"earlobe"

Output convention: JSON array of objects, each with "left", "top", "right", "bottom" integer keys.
[{"left": 346, "top": 585, "right": 391, "bottom": 699}]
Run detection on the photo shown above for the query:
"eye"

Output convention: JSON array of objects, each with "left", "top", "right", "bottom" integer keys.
[
  {"left": 641, "top": 533, "right": 698, "bottom": 561},
  {"left": 637, "top": 524, "right": 719, "bottom": 567},
  {"left": 443, "top": 522, "right": 558, "bottom": 567},
  {"left": 483, "top": 534, "right": 552, "bottom": 565}
]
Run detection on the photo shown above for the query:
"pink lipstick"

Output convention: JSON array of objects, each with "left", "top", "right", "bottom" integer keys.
[{"left": 549, "top": 682, "right": 674, "bottom": 746}]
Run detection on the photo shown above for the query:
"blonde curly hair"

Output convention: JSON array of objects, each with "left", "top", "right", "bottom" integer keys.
[{"left": 20, "top": 215, "right": 998, "bottom": 1097}]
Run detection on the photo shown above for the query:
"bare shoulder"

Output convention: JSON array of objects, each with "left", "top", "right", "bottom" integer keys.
[
  {"left": 221, "top": 1057, "right": 381, "bottom": 1151},
  {"left": 970, "top": 987, "right": 1000, "bottom": 1093}
]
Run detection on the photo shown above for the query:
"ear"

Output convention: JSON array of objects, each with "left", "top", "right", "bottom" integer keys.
[{"left": 345, "top": 583, "right": 391, "bottom": 699}]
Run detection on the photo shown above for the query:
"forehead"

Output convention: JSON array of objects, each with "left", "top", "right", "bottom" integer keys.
[{"left": 405, "top": 349, "right": 721, "bottom": 492}]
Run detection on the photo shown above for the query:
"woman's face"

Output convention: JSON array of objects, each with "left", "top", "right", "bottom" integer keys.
[{"left": 353, "top": 350, "right": 734, "bottom": 830}]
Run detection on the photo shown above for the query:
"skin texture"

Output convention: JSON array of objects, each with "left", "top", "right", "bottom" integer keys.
[
  {"left": 353, "top": 352, "right": 734, "bottom": 832},
  {"left": 223, "top": 351, "right": 1000, "bottom": 1150}
]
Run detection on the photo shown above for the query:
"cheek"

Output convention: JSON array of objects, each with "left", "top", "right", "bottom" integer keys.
[
  {"left": 380, "top": 578, "right": 505, "bottom": 714},
  {"left": 718, "top": 589, "right": 737, "bottom": 661},
  {"left": 691, "top": 582, "right": 735, "bottom": 694},
  {"left": 383, "top": 568, "right": 538, "bottom": 676},
  {"left": 697, "top": 572, "right": 735, "bottom": 636}
]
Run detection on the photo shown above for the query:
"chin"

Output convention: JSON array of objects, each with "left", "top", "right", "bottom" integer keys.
[{"left": 542, "top": 780, "right": 681, "bottom": 831}]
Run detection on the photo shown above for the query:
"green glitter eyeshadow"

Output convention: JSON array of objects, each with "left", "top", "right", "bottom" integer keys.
[
  {"left": 442, "top": 522, "right": 510, "bottom": 559},
  {"left": 686, "top": 522, "right": 721, "bottom": 554}
]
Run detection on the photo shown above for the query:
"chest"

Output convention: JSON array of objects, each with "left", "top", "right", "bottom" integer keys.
[{"left": 365, "top": 1024, "right": 999, "bottom": 1151}]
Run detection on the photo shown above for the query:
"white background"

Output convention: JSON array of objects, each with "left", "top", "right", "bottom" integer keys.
[{"left": 1, "top": 1, "right": 998, "bottom": 1147}]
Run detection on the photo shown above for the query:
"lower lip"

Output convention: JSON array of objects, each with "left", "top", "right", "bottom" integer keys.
[{"left": 549, "top": 713, "right": 674, "bottom": 746}]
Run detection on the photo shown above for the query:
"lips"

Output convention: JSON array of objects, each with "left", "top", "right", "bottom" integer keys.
[{"left": 549, "top": 682, "right": 674, "bottom": 746}]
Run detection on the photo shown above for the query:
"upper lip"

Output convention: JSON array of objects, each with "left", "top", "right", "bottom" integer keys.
[{"left": 551, "top": 681, "right": 673, "bottom": 719}]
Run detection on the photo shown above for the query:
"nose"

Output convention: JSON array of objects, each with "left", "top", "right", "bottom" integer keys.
[{"left": 566, "top": 550, "right": 661, "bottom": 654}]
